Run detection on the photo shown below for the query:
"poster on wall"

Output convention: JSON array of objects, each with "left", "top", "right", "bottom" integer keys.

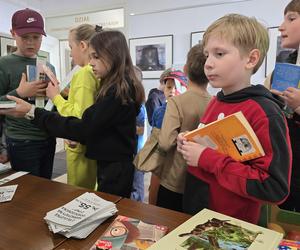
[
  {"left": 59, "top": 40, "right": 73, "bottom": 80},
  {"left": 129, "top": 35, "right": 173, "bottom": 79}
]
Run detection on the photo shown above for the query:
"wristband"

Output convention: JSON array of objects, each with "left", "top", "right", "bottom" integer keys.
[{"left": 24, "top": 105, "right": 36, "bottom": 120}]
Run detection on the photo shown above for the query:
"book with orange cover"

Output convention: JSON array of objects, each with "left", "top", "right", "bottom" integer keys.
[
  {"left": 90, "top": 215, "right": 168, "bottom": 250},
  {"left": 184, "top": 111, "right": 265, "bottom": 162}
]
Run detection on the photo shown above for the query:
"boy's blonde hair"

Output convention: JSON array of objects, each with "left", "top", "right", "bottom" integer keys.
[{"left": 202, "top": 14, "right": 269, "bottom": 74}]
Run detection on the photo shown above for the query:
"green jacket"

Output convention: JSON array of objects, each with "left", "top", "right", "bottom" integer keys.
[{"left": 0, "top": 54, "right": 55, "bottom": 140}]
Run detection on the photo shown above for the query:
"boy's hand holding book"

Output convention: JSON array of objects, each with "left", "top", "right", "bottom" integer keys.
[
  {"left": 182, "top": 112, "right": 265, "bottom": 162},
  {"left": 16, "top": 73, "right": 47, "bottom": 98},
  {"left": 177, "top": 132, "right": 208, "bottom": 167}
]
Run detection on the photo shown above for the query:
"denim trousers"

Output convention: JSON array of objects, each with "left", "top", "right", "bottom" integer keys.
[
  {"left": 6, "top": 136, "right": 56, "bottom": 179},
  {"left": 130, "top": 169, "right": 145, "bottom": 202}
]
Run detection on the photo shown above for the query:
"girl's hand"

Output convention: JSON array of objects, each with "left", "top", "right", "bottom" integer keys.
[
  {"left": 0, "top": 95, "right": 32, "bottom": 117},
  {"left": 180, "top": 141, "right": 206, "bottom": 167},
  {"left": 64, "top": 139, "right": 78, "bottom": 149},
  {"left": 46, "top": 80, "right": 60, "bottom": 100}
]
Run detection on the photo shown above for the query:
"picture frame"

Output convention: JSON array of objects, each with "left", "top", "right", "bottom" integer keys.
[
  {"left": 129, "top": 35, "right": 173, "bottom": 79},
  {"left": 59, "top": 40, "right": 73, "bottom": 80},
  {"left": 265, "top": 26, "right": 294, "bottom": 76},
  {"left": 38, "top": 50, "right": 50, "bottom": 62},
  {"left": 0, "top": 36, "right": 16, "bottom": 56},
  {"left": 190, "top": 31, "right": 205, "bottom": 48}
]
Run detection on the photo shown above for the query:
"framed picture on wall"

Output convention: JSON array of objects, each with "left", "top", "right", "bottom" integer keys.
[
  {"left": 0, "top": 36, "right": 16, "bottom": 56},
  {"left": 59, "top": 40, "right": 73, "bottom": 80},
  {"left": 129, "top": 35, "right": 173, "bottom": 79},
  {"left": 265, "top": 26, "right": 294, "bottom": 76},
  {"left": 190, "top": 31, "right": 205, "bottom": 48},
  {"left": 38, "top": 50, "right": 50, "bottom": 62}
]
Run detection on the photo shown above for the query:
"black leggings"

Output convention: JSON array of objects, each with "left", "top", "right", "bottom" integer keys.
[
  {"left": 156, "top": 185, "right": 183, "bottom": 212},
  {"left": 97, "top": 160, "right": 135, "bottom": 198}
]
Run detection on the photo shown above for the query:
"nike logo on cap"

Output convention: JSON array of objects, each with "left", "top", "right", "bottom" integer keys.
[{"left": 26, "top": 17, "right": 36, "bottom": 23}]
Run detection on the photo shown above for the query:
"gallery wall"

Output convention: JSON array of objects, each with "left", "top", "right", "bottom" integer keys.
[
  {"left": 127, "top": 0, "right": 290, "bottom": 96},
  {"left": 0, "top": 0, "right": 291, "bottom": 95}
]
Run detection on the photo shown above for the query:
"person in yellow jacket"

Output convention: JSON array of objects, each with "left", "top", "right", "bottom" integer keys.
[{"left": 46, "top": 24, "right": 100, "bottom": 189}]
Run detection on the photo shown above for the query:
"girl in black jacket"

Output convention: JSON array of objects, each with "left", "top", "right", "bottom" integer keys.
[{"left": 2, "top": 29, "right": 145, "bottom": 198}]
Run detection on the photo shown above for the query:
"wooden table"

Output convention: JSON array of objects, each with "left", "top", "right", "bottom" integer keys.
[
  {"left": 55, "top": 198, "right": 191, "bottom": 250},
  {"left": 0, "top": 174, "right": 121, "bottom": 250}
]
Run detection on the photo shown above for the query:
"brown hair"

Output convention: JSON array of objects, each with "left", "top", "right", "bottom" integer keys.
[
  {"left": 202, "top": 14, "right": 269, "bottom": 74},
  {"left": 285, "top": 0, "right": 300, "bottom": 15},
  {"left": 90, "top": 30, "right": 145, "bottom": 106},
  {"left": 186, "top": 44, "right": 208, "bottom": 86}
]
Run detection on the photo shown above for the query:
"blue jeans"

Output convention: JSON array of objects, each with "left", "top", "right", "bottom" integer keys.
[
  {"left": 130, "top": 169, "right": 144, "bottom": 202},
  {"left": 6, "top": 137, "right": 56, "bottom": 179}
]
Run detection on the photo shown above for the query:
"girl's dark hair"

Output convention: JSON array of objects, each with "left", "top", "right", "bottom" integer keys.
[
  {"left": 186, "top": 44, "right": 208, "bottom": 86},
  {"left": 284, "top": 0, "right": 300, "bottom": 15},
  {"left": 90, "top": 30, "right": 145, "bottom": 106}
]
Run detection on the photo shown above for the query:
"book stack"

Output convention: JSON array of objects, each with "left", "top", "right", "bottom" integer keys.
[
  {"left": 0, "top": 101, "right": 16, "bottom": 109},
  {"left": 44, "top": 192, "right": 118, "bottom": 239}
]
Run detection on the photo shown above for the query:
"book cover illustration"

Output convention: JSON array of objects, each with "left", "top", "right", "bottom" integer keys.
[
  {"left": 184, "top": 111, "right": 265, "bottom": 162},
  {"left": 278, "top": 239, "right": 300, "bottom": 250},
  {"left": 179, "top": 218, "right": 262, "bottom": 250},
  {"left": 148, "top": 209, "right": 283, "bottom": 250},
  {"left": 90, "top": 215, "right": 168, "bottom": 250},
  {"left": 272, "top": 63, "right": 300, "bottom": 92}
]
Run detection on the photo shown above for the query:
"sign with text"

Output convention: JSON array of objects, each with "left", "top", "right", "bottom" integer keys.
[{"left": 46, "top": 8, "right": 124, "bottom": 39}]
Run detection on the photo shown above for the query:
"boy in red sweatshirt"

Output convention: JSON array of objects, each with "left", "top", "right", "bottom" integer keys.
[{"left": 177, "top": 14, "right": 292, "bottom": 224}]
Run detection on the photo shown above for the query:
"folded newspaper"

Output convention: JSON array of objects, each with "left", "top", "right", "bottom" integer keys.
[{"left": 44, "top": 192, "right": 118, "bottom": 239}]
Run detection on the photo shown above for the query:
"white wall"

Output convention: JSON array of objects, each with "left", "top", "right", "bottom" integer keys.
[
  {"left": 0, "top": 0, "right": 60, "bottom": 80},
  {"left": 0, "top": 0, "right": 292, "bottom": 95},
  {"left": 127, "top": 0, "right": 290, "bottom": 96}
]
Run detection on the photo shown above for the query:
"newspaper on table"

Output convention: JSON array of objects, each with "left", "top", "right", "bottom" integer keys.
[
  {"left": 0, "top": 184, "right": 18, "bottom": 202},
  {"left": 44, "top": 192, "right": 118, "bottom": 239},
  {"left": 0, "top": 171, "right": 29, "bottom": 186}
]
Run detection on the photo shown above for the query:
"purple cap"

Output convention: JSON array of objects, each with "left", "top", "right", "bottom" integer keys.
[{"left": 12, "top": 8, "right": 46, "bottom": 36}]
